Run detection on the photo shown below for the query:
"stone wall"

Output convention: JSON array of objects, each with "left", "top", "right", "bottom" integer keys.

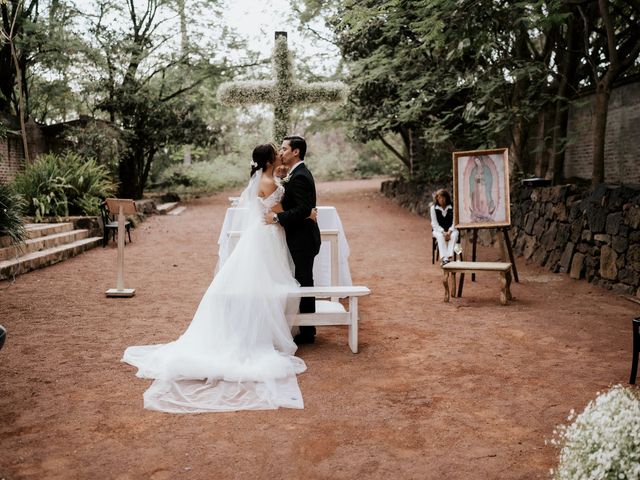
[
  {"left": 382, "top": 178, "right": 640, "bottom": 295},
  {"left": 380, "top": 179, "right": 447, "bottom": 217},
  {"left": 380, "top": 179, "right": 498, "bottom": 245},
  {"left": 510, "top": 183, "right": 640, "bottom": 295}
]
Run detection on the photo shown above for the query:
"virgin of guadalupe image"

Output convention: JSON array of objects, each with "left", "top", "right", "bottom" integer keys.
[{"left": 469, "top": 156, "right": 496, "bottom": 222}]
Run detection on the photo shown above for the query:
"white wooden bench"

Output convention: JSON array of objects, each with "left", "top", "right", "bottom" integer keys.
[
  {"left": 442, "top": 261, "right": 513, "bottom": 305},
  {"left": 228, "top": 229, "right": 340, "bottom": 289},
  {"left": 287, "top": 286, "right": 371, "bottom": 353}
]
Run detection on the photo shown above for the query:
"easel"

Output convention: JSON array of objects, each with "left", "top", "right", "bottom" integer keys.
[
  {"left": 457, "top": 226, "right": 519, "bottom": 296},
  {"left": 105, "top": 198, "right": 137, "bottom": 298}
]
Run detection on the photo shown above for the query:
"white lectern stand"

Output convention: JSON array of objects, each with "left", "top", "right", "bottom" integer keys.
[{"left": 105, "top": 198, "right": 137, "bottom": 298}]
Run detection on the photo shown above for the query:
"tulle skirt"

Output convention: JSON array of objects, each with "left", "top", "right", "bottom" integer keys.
[{"left": 123, "top": 220, "right": 306, "bottom": 413}]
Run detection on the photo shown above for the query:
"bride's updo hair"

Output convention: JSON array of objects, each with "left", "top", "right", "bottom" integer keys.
[{"left": 250, "top": 143, "right": 277, "bottom": 176}]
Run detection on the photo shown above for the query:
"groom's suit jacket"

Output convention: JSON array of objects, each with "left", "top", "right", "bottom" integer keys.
[{"left": 277, "top": 163, "right": 321, "bottom": 257}]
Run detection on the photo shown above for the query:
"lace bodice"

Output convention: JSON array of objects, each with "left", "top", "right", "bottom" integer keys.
[{"left": 259, "top": 185, "right": 285, "bottom": 213}]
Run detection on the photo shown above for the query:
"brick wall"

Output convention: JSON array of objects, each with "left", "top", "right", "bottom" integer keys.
[
  {"left": 0, "top": 133, "right": 25, "bottom": 183},
  {"left": 564, "top": 80, "right": 640, "bottom": 183},
  {"left": 0, "top": 120, "right": 53, "bottom": 183}
]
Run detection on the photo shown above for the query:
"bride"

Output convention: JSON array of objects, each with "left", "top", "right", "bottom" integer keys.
[{"left": 123, "top": 143, "right": 309, "bottom": 413}]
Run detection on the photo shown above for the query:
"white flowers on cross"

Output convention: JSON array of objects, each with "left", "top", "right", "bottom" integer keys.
[{"left": 217, "top": 32, "right": 347, "bottom": 142}]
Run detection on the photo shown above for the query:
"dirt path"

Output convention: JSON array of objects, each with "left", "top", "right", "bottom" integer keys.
[{"left": 0, "top": 178, "right": 636, "bottom": 479}]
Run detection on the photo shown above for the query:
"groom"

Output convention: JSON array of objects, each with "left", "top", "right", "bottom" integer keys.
[{"left": 265, "top": 135, "right": 321, "bottom": 344}]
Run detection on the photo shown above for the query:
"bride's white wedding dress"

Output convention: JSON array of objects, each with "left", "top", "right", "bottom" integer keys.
[{"left": 122, "top": 171, "right": 306, "bottom": 413}]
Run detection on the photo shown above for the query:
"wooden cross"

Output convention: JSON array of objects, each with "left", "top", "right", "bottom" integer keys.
[{"left": 217, "top": 31, "right": 346, "bottom": 141}]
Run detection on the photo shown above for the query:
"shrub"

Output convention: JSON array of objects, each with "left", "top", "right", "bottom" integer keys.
[
  {"left": 157, "top": 155, "right": 248, "bottom": 194},
  {"left": 12, "top": 151, "right": 116, "bottom": 220},
  {"left": 549, "top": 385, "right": 640, "bottom": 480},
  {"left": 0, "top": 181, "right": 27, "bottom": 247}
]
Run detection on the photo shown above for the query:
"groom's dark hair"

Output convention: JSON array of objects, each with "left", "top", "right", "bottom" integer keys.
[{"left": 284, "top": 135, "right": 307, "bottom": 160}]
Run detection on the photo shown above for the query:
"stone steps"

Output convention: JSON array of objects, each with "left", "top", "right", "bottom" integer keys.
[
  {"left": 0, "top": 229, "right": 90, "bottom": 261},
  {"left": 0, "top": 223, "right": 102, "bottom": 280},
  {"left": 166, "top": 206, "right": 187, "bottom": 216},
  {"left": 0, "top": 222, "right": 75, "bottom": 248},
  {"left": 156, "top": 202, "right": 179, "bottom": 214}
]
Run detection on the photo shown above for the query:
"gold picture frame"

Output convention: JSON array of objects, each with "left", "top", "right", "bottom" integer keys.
[{"left": 452, "top": 148, "right": 511, "bottom": 229}]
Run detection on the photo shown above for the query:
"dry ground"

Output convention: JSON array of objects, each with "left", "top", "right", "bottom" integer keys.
[{"left": 0, "top": 178, "right": 636, "bottom": 479}]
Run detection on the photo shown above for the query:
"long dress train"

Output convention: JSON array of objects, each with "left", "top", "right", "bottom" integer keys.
[{"left": 122, "top": 172, "right": 306, "bottom": 413}]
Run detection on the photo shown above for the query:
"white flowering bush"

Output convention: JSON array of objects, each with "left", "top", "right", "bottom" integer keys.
[{"left": 549, "top": 385, "right": 640, "bottom": 480}]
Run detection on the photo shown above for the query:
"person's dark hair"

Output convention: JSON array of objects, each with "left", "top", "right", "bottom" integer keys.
[
  {"left": 283, "top": 135, "right": 307, "bottom": 160},
  {"left": 434, "top": 188, "right": 452, "bottom": 206},
  {"left": 250, "top": 143, "right": 277, "bottom": 176}
]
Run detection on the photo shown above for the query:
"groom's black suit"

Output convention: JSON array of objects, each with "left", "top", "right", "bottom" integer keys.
[{"left": 276, "top": 162, "right": 321, "bottom": 339}]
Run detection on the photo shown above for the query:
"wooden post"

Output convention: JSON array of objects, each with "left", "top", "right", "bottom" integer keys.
[{"left": 106, "top": 199, "right": 136, "bottom": 297}]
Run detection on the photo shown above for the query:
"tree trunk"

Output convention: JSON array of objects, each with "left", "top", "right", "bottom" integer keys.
[
  {"left": 378, "top": 133, "right": 410, "bottom": 170},
  {"left": 140, "top": 147, "right": 156, "bottom": 198},
  {"left": 549, "top": 12, "right": 581, "bottom": 184},
  {"left": 591, "top": 80, "right": 611, "bottom": 185},
  {"left": 177, "top": 0, "right": 188, "bottom": 55},
  {"left": 508, "top": 25, "right": 532, "bottom": 175},
  {"left": 0, "top": 43, "right": 13, "bottom": 114},
  {"left": 509, "top": 115, "right": 529, "bottom": 175},
  {"left": 119, "top": 148, "right": 143, "bottom": 199}
]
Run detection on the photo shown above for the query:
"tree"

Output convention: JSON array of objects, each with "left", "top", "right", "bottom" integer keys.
[
  {"left": 326, "top": 0, "right": 557, "bottom": 177},
  {"left": 1, "top": 0, "right": 38, "bottom": 162},
  {"left": 79, "top": 0, "right": 237, "bottom": 198},
  {"left": 297, "top": 0, "right": 639, "bottom": 185},
  {"left": 573, "top": 0, "right": 640, "bottom": 184}
]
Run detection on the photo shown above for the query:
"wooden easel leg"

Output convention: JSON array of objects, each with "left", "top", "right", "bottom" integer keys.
[
  {"left": 472, "top": 228, "right": 478, "bottom": 282},
  {"left": 502, "top": 227, "right": 519, "bottom": 283},
  {"left": 631, "top": 318, "right": 640, "bottom": 385},
  {"left": 458, "top": 250, "right": 465, "bottom": 297}
]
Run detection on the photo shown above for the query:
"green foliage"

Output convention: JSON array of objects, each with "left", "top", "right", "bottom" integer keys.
[
  {"left": 295, "top": 0, "right": 597, "bottom": 180},
  {"left": 65, "top": 120, "right": 123, "bottom": 179},
  {"left": 158, "top": 156, "right": 247, "bottom": 194},
  {"left": 0, "top": 181, "right": 27, "bottom": 247},
  {"left": 12, "top": 152, "right": 116, "bottom": 220},
  {"left": 303, "top": 130, "right": 400, "bottom": 180}
]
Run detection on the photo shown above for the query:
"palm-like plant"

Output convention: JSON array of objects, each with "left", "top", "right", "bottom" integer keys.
[
  {"left": 0, "top": 181, "right": 27, "bottom": 248},
  {"left": 12, "top": 152, "right": 116, "bottom": 220}
]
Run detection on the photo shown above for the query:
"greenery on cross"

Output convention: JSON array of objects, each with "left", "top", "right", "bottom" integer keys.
[{"left": 217, "top": 32, "right": 347, "bottom": 142}]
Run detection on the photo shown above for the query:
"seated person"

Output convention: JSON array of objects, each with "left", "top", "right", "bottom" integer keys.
[{"left": 430, "top": 188, "right": 459, "bottom": 266}]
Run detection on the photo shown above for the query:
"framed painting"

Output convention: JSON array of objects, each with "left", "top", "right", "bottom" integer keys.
[{"left": 452, "top": 148, "right": 510, "bottom": 229}]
